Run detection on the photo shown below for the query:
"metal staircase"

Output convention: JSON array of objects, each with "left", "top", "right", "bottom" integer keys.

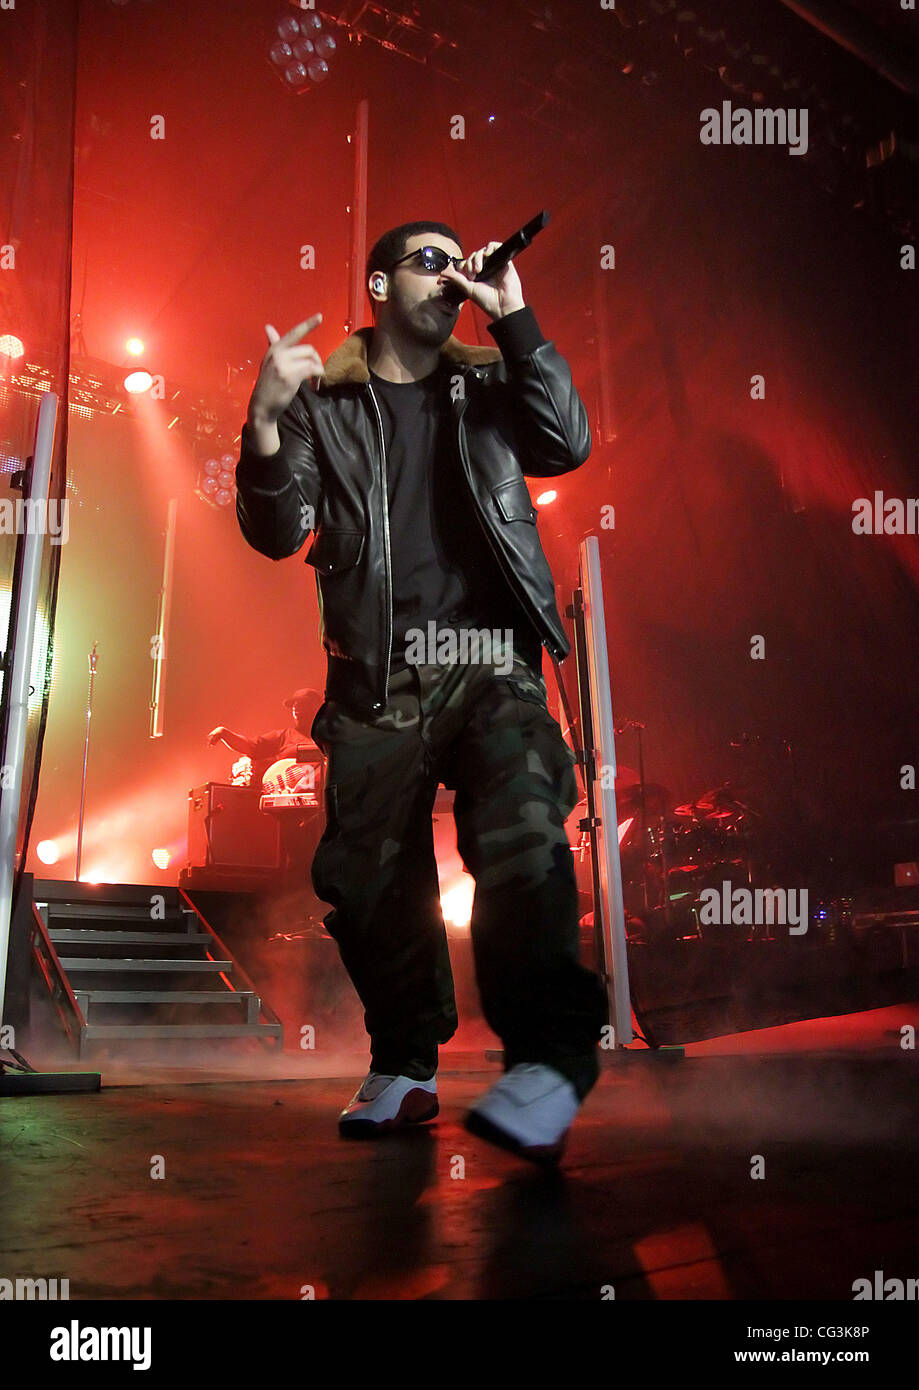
[{"left": 30, "top": 879, "right": 282, "bottom": 1056}]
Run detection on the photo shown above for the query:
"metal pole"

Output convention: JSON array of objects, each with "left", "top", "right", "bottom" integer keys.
[
  {"left": 0, "top": 392, "right": 57, "bottom": 1020},
  {"left": 74, "top": 642, "right": 97, "bottom": 882},
  {"left": 592, "top": 211, "right": 616, "bottom": 446},
  {"left": 346, "top": 98, "right": 369, "bottom": 336},
  {"left": 149, "top": 498, "right": 177, "bottom": 738},
  {"left": 576, "top": 535, "right": 633, "bottom": 1045}
]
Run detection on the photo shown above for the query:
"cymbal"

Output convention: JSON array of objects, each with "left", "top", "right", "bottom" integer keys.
[
  {"left": 699, "top": 784, "right": 745, "bottom": 809},
  {"left": 675, "top": 788, "right": 748, "bottom": 821}
]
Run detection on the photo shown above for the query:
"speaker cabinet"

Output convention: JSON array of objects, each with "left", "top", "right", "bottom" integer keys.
[{"left": 186, "top": 783, "right": 280, "bottom": 870}]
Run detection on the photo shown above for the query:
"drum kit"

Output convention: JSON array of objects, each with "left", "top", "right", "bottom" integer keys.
[{"left": 571, "top": 771, "right": 759, "bottom": 943}]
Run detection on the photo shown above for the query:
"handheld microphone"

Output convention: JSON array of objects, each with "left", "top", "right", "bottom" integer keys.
[{"left": 441, "top": 209, "right": 550, "bottom": 304}]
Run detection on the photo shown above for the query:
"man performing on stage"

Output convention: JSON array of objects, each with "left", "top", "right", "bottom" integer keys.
[
  {"left": 207, "top": 688, "right": 325, "bottom": 886},
  {"left": 207, "top": 686, "right": 324, "bottom": 787},
  {"left": 235, "top": 220, "right": 607, "bottom": 1163}
]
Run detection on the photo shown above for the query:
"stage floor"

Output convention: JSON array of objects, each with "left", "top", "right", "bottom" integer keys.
[{"left": 2, "top": 1005, "right": 917, "bottom": 1299}]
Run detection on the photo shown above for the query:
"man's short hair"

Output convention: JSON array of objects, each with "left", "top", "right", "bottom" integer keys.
[{"left": 365, "top": 220, "right": 462, "bottom": 318}]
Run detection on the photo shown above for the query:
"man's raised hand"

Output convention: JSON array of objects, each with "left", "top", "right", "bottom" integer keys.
[{"left": 248, "top": 313, "right": 325, "bottom": 427}]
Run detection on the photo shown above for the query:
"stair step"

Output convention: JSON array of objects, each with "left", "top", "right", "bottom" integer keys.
[
  {"left": 81, "top": 1024, "right": 282, "bottom": 1040},
  {"left": 34, "top": 882, "right": 282, "bottom": 1051},
  {"left": 59, "top": 958, "right": 233, "bottom": 973},
  {"left": 72, "top": 990, "right": 256, "bottom": 1005},
  {"left": 40, "top": 902, "right": 190, "bottom": 923},
  {"left": 48, "top": 929, "right": 210, "bottom": 946}
]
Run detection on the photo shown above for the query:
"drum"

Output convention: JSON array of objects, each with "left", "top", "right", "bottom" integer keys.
[
  {"left": 570, "top": 778, "right": 757, "bottom": 943},
  {"left": 260, "top": 756, "right": 324, "bottom": 811}
]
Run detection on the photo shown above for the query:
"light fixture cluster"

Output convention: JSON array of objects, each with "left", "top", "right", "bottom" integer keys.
[
  {"left": 268, "top": 9, "right": 337, "bottom": 93},
  {"left": 196, "top": 450, "right": 236, "bottom": 511},
  {"left": 196, "top": 453, "right": 237, "bottom": 510}
]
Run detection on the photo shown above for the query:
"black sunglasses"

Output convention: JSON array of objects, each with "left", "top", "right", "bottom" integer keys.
[{"left": 389, "top": 245, "right": 464, "bottom": 275}]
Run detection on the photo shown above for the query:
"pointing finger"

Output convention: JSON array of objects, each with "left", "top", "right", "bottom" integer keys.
[{"left": 279, "top": 312, "right": 323, "bottom": 347}]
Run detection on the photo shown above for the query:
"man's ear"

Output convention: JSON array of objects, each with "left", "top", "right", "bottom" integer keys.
[{"left": 368, "top": 272, "right": 388, "bottom": 308}]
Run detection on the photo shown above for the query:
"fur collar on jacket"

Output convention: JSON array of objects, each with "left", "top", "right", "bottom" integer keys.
[{"left": 319, "top": 325, "right": 502, "bottom": 390}]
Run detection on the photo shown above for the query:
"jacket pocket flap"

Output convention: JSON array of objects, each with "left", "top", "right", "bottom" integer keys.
[
  {"left": 304, "top": 528, "right": 364, "bottom": 574},
  {"left": 492, "top": 478, "right": 537, "bottom": 523}
]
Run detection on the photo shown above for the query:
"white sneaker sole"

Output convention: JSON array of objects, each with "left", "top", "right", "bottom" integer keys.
[{"left": 463, "top": 1108, "right": 567, "bottom": 1166}]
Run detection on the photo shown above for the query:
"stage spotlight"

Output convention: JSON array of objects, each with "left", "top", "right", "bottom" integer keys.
[
  {"left": 0, "top": 335, "right": 25, "bottom": 358},
  {"left": 151, "top": 847, "right": 171, "bottom": 869},
  {"left": 124, "top": 370, "right": 153, "bottom": 394},
  {"left": 535, "top": 489, "right": 557, "bottom": 506},
  {"left": 267, "top": 9, "right": 336, "bottom": 93},
  {"left": 36, "top": 839, "right": 60, "bottom": 865},
  {"left": 440, "top": 877, "right": 474, "bottom": 929},
  {"left": 125, "top": 337, "right": 145, "bottom": 356},
  {"left": 82, "top": 868, "right": 114, "bottom": 885}
]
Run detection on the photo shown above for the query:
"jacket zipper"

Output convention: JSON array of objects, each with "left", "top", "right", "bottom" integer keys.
[
  {"left": 455, "top": 389, "right": 559, "bottom": 659},
  {"left": 367, "top": 382, "right": 393, "bottom": 705}
]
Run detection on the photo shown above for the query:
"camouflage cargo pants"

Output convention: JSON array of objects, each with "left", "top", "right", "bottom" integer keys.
[{"left": 309, "top": 637, "right": 608, "bottom": 1101}]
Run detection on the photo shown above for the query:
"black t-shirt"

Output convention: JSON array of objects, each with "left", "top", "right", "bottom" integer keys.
[
  {"left": 368, "top": 361, "right": 541, "bottom": 673},
  {"left": 249, "top": 725, "right": 321, "bottom": 786}
]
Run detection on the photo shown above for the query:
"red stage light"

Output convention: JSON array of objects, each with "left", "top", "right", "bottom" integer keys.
[{"left": 440, "top": 876, "right": 474, "bottom": 929}]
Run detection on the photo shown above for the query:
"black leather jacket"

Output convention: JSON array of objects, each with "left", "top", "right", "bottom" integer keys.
[{"left": 235, "top": 305, "right": 591, "bottom": 716}]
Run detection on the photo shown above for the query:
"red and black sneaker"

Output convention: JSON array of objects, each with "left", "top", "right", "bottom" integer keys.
[{"left": 338, "top": 1072, "right": 438, "bottom": 1138}]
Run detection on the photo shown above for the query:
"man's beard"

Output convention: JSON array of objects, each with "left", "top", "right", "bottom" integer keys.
[{"left": 403, "top": 298, "right": 454, "bottom": 346}]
